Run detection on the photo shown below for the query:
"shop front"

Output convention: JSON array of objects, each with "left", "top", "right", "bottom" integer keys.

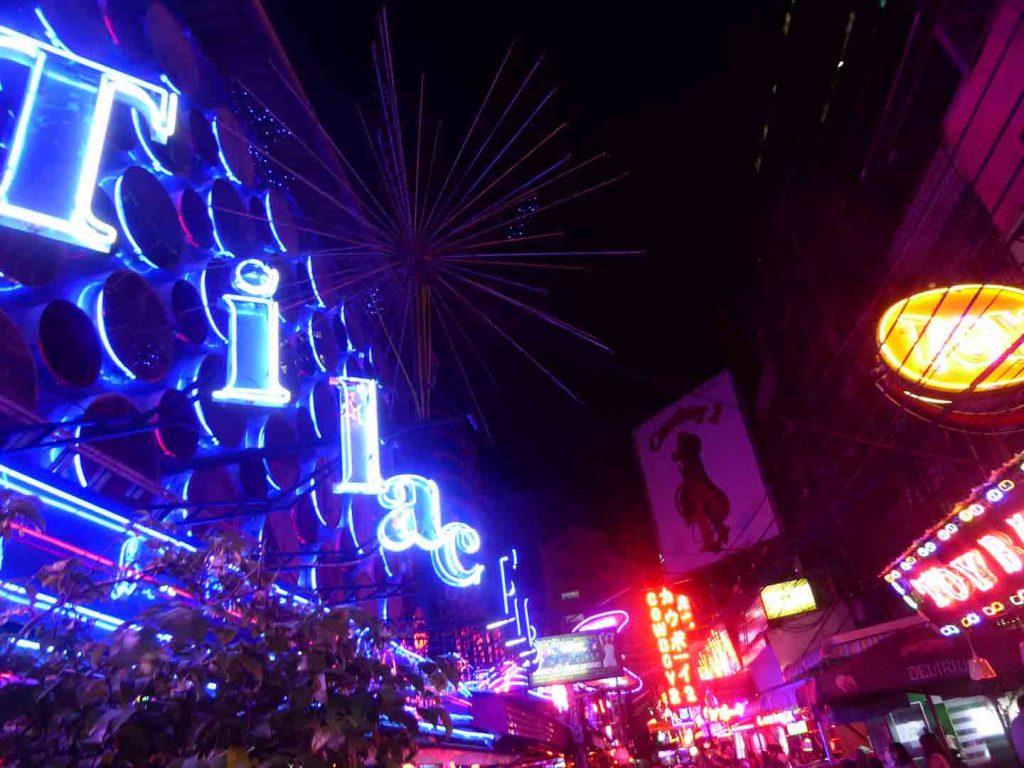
[
  {"left": 797, "top": 620, "right": 1024, "bottom": 766},
  {"left": 472, "top": 691, "right": 572, "bottom": 767},
  {"left": 707, "top": 706, "right": 828, "bottom": 766}
]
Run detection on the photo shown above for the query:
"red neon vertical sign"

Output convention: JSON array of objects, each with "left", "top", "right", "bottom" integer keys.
[{"left": 646, "top": 587, "right": 698, "bottom": 708}]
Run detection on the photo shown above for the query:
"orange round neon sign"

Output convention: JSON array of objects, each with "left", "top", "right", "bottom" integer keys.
[{"left": 877, "top": 284, "right": 1024, "bottom": 394}]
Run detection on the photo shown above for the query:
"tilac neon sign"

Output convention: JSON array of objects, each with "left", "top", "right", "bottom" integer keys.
[
  {"left": 333, "top": 376, "right": 484, "bottom": 588},
  {"left": 0, "top": 25, "right": 178, "bottom": 252},
  {"left": 884, "top": 451, "right": 1024, "bottom": 637}
]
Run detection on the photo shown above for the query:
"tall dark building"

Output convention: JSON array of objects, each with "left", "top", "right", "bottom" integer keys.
[{"left": 733, "top": 0, "right": 1022, "bottom": 620}]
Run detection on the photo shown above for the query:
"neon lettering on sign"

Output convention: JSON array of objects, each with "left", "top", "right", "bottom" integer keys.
[
  {"left": 885, "top": 451, "right": 1024, "bottom": 631},
  {"left": 877, "top": 284, "right": 1024, "bottom": 393},
  {"left": 324, "top": 376, "right": 485, "bottom": 587},
  {"left": 646, "top": 587, "right": 698, "bottom": 708},
  {"left": 332, "top": 376, "right": 383, "bottom": 495},
  {"left": 705, "top": 701, "right": 746, "bottom": 723},
  {"left": 377, "top": 474, "right": 484, "bottom": 587},
  {"left": 756, "top": 710, "right": 799, "bottom": 727},
  {"left": 0, "top": 25, "right": 178, "bottom": 251},
  {"left": 211, "top": 259, "right": 290, "bottom": 407},
  {"left": 572, "top": 610, "right": 630, "bottom": 634},
  {"left": 492, "top": 548, "right": 537, "bottom": 652}
]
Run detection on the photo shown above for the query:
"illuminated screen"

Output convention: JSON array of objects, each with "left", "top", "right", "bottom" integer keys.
[
  {"left": 530, "top": 631, "right": 621, "bottom": 687},
  {"left": 760, "top": 579, "right": 816, "bottom": 620},
  {"left": 884, "top": 451, "right": 1024, "bottom": 637},
  {"left": 877, "top": 284, "right": 1024, "bottom": 394},
  {"left": 696, "top": 627, "right": 741, "bottom": 680}
]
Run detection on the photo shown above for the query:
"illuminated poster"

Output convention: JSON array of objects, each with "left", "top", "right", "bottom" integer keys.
[
  {"left": 633, "top": 371, "right": 777, "bottom": 574},
  {"left": 530, "top": 631, "right": 621, "bottom": 687}
]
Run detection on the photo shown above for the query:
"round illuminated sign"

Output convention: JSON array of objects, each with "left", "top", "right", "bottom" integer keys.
[
  {"left": 875, "top": 284, "right": 1024, "bottom": 431},
  {"left": 878, "top": 284, "right": 1024, "bottom": 394}
]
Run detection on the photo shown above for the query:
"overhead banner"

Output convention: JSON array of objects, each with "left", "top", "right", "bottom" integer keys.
[
  {"left": 633, "top": 371, "right": 777, "bottom": 574},
  {"left": 530, "top": 632, "right": 621, "bottom": 687}
]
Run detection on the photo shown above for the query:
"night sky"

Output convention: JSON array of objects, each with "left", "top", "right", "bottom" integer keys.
[{"left": 263, "top": 1, "right": 771, "bottom": 579}]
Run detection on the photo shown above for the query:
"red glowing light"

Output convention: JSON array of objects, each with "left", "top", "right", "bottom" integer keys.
[{"left": 646, "top": 587, "right": 698, "bottom": 708}]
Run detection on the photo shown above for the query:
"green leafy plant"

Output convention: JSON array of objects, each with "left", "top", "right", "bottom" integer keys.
[{"left": 0, "top": 499, "right": 457, "bottom": 767}]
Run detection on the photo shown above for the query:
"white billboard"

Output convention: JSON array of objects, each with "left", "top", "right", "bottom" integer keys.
[{"left": 633, "top": 371, "right": 777, "bottom": 574}]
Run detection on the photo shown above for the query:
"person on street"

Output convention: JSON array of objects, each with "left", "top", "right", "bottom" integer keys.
[
  {"left": 887, "top": 743, "right": 914, "bottom": 768},
  {"left": 1011, "top": 693, "right": 1024, "bottom": 766},
  {"left": 764, "top": 744, "right": 791, "bottom": 768},
  {"left": 918, "top": 733, "right": 952, "bottom": 768}
]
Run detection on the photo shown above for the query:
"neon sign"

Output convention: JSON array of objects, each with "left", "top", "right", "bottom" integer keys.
[
  {"left": 570, "top": 609, "right": 640, "bottom": 691},
  {"left": 0, "top": 24, "right": 177, "bottom": 252},
  {"left": 878, "top": 284, "right": 1024, "bottom": 394},
  {"left": 332, "top": 376, "right": 383, "bottom": 495},
  {"left": 488, "top": 548, "right": 537, "bottom": 655},
  {"left": 646, "top": 587, "right": 698, "bottom": 708},
  {"left": 111, "top": 535, "right": 142, "bottom": 600},
  {"left": 572, "top": 610, "right": 630, "bottom": 634},
  {"left": 377, "top": 474, "right": 483, "bottom": 588},
  {"left": 884, "top": 451, "right": 1024, "bottom": 635},
  {"left": 323, "top": 373, "right": 484, "bottom": 588},
  {"left": 705, "top": 701, "right": 746, "bottom": 723},
  {"left": 756, "top": 709, "right": 799, "bottom": 727},
  {"left": 696, "top": 627, "right": 741, "bottom": 681},
  {"left": 211, "top": 259, "right": 290, "bottom": 407},
  {"left": 760, "top": 579, "right": 816, "bottom": 620},
  {"left": 0, "top": 12, "right": 486, "bottom": 639}
]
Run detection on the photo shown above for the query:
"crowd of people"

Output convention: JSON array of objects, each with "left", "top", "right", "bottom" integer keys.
[{"left": 686, "top": 730, "right": 959, "bottom": 768}]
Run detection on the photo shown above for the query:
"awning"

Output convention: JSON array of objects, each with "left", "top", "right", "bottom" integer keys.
[
  {"left": 784, "top": 615, "right": 927, "bottom": 682},
  {"left": 810, "top": 624, "right": 1024, "bottom": 705}
]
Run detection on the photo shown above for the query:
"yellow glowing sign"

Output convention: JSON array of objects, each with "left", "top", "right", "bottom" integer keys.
[
  {"left": 878, "top": 284, "right": 1024, "bottom": 393},
  {"left": 759, "top": 579, "right": 816, "bottom": 620}
]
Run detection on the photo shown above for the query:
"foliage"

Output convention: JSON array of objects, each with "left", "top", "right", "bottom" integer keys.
[{"left": 0, "top": 498, "right": 457, "bottom": 767}]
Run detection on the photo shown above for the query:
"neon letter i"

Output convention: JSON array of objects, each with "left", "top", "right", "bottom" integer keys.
[
  {"left": 0, "top": 25, "right": 177, "bottom": 252},
  {"left": 212, "top": 259, "right": 290, "bottom": 407}
]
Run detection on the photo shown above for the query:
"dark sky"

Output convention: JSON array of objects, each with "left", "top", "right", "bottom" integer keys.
[{"left": 263, "top": 1, "right": 771, "bottom": 570}]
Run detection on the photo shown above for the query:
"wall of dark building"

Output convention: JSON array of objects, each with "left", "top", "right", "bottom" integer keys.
[{"left": 732, "top": 0, "right": 1023, "bottom": 625}]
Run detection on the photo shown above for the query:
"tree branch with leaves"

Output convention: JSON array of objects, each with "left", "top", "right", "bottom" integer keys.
[{"left": 0, "top": 498, "right": 458, "bottom": 768}]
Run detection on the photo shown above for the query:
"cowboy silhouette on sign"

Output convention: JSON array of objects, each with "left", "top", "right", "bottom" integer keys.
[{"left": 672, "top": 432, "right": 730, "bottom": 552}]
